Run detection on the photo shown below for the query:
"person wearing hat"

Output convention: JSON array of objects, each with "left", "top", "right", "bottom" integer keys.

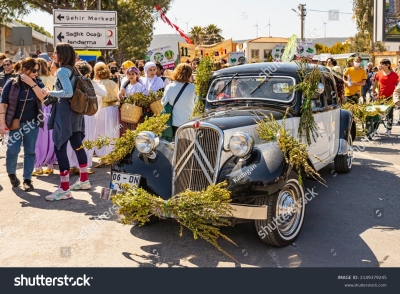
[
  {"left": 37, "top": 53, "right": 53, "bottom": 71},
  {"left": 119, "top": 60, "right": 135, "bottom": 90}
]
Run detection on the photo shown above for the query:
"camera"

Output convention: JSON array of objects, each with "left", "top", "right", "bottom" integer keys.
[{"left": 43, "top": 95, "right": 58, "bottom": 106}]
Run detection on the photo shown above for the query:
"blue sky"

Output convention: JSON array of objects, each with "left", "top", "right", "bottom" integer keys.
[{"left": 23, "top": 0, "right": 357, "bottom": 41}]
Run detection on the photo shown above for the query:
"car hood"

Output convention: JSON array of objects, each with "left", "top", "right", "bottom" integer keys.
[{"left": 195, "top": 107, "right": 285, "bottom": 130}]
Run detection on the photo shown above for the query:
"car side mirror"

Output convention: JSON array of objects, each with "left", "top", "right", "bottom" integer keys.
[{"left": 315, "top": 83, "right": 325, "bottom": 95}]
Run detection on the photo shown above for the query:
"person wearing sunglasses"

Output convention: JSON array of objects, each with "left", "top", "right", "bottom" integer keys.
[
  {"left": 0, "top": 57, "right": 47, "bottom": 192},
  {"left": 0, "top": 58, "right": 17, "bottom": 95}
]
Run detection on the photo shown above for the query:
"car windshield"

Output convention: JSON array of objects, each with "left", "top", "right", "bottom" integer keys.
[{"left": 207, "top": 76, "right": 295, "bottom": 102}]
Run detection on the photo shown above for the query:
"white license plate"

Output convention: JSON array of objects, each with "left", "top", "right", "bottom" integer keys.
[{"left": 110, "top": 172, "right": 141, "bottom": 191}]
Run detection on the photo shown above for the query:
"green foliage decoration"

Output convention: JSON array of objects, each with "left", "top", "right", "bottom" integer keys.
[
  {"left": 292, "top": 59, "right": 321, "bottom": 146},
  {"left": 191, "top": 55, "right": 214, "bottom": 118},
  {"left": 79, "top": 114, "right": 170, "bottom": 164},
  {"left": 112, "top": 181, "right": 238, "bottom": 261},
  {"left": 256, "top": 108, "right": 325, "bottom": 186}
]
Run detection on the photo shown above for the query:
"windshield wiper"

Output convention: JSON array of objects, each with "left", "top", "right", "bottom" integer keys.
[
  {"left": 216, "top": 73, "right": 239, "bottom": 97},
  {"left": 249, "top": 76, "right": 271, "bottom": 95}
]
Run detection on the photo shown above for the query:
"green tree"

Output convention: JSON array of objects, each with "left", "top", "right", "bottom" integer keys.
[
  {"left": 189, "top": 26, "right": 203, "bottom": 45},
  {"left": 0, "top": 1, "right": 29, "bottom": 24},
  {"left": 189, "top": 24, "right": 224, "bottom": 45},
  {"left": 203, "top": 24, "right": 224, "bottom": 45},
  {"left": 5, "top": 0, "right": 173, "bottom": 62},
  {"left": 16, "top": 19, "right": 52, "bottom": 38}
]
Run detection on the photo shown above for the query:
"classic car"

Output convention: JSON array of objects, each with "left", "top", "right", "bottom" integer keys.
[{"left": 101, "top": 62, "right": 356, "bottom": 247}]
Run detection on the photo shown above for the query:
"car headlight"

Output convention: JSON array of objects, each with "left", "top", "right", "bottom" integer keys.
[
  {"left": 135, "top": 131, "right": 159, "bottom": 154},
  {"left": 229, "top": 132, "right": 254, "bottom": 158}
]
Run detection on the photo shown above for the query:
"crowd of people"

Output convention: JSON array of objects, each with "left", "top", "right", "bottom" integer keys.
[
  {"left": 1, "top": 47, "right": 399, "bottom": 198},
  {"left": 322, "top": 56, "right": 400, "bottom": 135},
  {"left": 0, "top": 44, "right": 198, "bottom": 199}
]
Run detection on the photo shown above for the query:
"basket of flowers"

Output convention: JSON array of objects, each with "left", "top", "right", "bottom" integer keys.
[
  {"left": 148, "top": 90, "right": 164, "bottom": 116},
  {"left": 120, "top": 94, "right": 143, "bottom": 124}
]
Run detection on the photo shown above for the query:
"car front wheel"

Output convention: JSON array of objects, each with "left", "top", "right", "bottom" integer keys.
[{"left": 255, "top": 172, "right": 306, "bottom": 246}]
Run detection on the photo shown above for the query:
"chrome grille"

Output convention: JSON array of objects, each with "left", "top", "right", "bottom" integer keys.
[{"left": 173, "top": 123, "right": 224, "bottom": 195}]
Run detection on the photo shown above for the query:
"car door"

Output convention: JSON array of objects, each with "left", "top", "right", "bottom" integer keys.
[
  {"left": 306, "top": 81, "right": 330, "bottom": 170},
  {"left": 322, "top": 73, "right": 341, "bottom": 161}
]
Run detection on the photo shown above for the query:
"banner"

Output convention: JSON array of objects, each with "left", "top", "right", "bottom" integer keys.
[
  {"left": 229, "top": 52, "right": 246, "bottom": 65},
  {"left": 178, "top": 39, "right": 233, "bottom": 63},
  {"left": 272, "top": 45, "right": 286, "bottom": 62},
  {"left": 145, "top": 45, "right": 178, "bottom": 69}
]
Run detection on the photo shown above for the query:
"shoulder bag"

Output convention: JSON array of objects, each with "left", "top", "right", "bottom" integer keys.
[
  {"left": 160, "top": 82, "right": 189, "bottom": 142},
  {"left": 8, "top": 89, "right": 29, "bottom": 131}
]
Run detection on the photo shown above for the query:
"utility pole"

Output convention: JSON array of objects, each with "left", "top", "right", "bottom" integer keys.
[
  {"left": 97, "top": 0, "right": 101, "bottom": 10},
  {"left": 292, "top": 4, "right": 306, "bottom": 42}
]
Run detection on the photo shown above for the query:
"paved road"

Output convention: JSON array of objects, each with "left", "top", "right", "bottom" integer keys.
[{"left": 0, "top": 127, "right": 399, "bottom": 268}]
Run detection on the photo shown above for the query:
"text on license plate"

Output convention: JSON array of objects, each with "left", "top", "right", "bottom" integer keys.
[{"left": 110, "top": 172, "right": 141, "bottom": 191}]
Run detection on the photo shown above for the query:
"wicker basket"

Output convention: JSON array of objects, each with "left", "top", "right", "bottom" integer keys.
[
  {"left": 150, "top": 99, "right": 163, "bottom": 116},
  {"left": 121, "top": 103, "right": 142, "bottom": 124}
]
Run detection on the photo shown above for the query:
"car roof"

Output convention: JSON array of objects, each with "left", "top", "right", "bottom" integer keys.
[{"left": 211, "top": 62, "right": 329, "bottom": 80}]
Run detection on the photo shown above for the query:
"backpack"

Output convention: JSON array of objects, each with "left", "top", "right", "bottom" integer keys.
[{"left": 64, "top": 66, "right": 98, "bottom": 116}]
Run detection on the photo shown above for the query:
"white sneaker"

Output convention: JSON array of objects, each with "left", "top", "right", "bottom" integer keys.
[
  {"left": 70, "top": 179, "right": 91, "bottom": 191},
  {"left": 45, "top": 188, "right": 72, "bottom": 201}
]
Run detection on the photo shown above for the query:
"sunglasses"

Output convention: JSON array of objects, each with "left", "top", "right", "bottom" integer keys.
[
  {"left": 3, "top": 63, "right": 11, "bottom": 66},
  {"left": 30, "top": 68, "right": 39, "bottom": 73}
]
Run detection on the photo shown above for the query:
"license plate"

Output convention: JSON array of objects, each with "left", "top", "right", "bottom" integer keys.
[{"left": 110, "top": 172, "right": 141, "bottom": 191}]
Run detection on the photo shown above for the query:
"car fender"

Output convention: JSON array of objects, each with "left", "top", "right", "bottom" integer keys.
[
  {"left": 111, "top": 140, "right": 174, "bottom": 200},
  {"left": 339, "top": 109, "right": 355, "bottom": 141},
  {"left": 217, "top": 142, "right": 290, "bottom": 200}
]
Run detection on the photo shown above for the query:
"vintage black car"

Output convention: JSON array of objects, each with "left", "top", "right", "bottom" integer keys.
[{"left": 102, "top": 62, "right": 356, "bottom": 247}]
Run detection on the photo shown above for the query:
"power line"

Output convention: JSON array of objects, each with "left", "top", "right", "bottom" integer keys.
[{"left": 308, "top": 9, "right": 353, "bottom": 15}]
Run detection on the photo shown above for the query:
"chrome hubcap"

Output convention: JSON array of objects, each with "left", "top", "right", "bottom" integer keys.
[{"left": 276, "top": 187, "right": 301, "bottom": 237}]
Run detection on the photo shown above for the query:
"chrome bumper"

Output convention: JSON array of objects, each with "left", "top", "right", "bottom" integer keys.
[
  {"left": 100, "top": 188, "right": 268, "bottom": 220},
  {"left": 229, "top": 203, "right": 268, "bottom": 220},
  {"left": 337, "top": 138, "right": 349, "bottom": 155}
]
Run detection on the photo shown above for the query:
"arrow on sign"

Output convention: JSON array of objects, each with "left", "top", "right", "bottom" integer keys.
[
  {"left": 57, "top": 14, "right": 65, "bottom": 21},
  {"left": 57, "top": 32, "right": 64, "bottom": 42}
]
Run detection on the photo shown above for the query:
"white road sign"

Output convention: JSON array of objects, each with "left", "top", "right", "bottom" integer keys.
[
  {"left": 53, "top": 9, "right": 117, "bottom": 26},
  {"left": 53, "top": 27, "right": 118, "bottom": 49}
]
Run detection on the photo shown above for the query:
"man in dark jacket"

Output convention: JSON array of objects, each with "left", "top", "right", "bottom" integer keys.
[{"left": 0, "top": 58, "right": 16, "bottom": 95}]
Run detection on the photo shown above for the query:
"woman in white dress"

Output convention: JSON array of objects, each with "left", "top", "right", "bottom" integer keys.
[
  {"left": 118, "top": 66, "right": 144, "bottom": 135},
  {"left": 93, "top": 62, "right": 120, "bottom": 167},
  {"left": 68, "top": 61, "right": 106, "bottom": 175}
]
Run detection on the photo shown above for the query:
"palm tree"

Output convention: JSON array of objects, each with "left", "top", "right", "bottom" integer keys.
[
  {"left": 203, "top": 24, "right": 224, "bottom": 45},
  {"left": 189, "top": 26, "right": 204, "bottom": 45}
]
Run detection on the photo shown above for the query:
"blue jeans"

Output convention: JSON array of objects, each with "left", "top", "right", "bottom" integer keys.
[{"left": 6, "top": 121, "right": 39, "bottom": 180}]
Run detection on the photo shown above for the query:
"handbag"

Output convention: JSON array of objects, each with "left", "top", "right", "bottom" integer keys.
[
  {"left": 160, "top": 83, "right": 189, "bottom": 142},
  {"left": 8, "top": 90, "right": 29, "bottom": 131}
]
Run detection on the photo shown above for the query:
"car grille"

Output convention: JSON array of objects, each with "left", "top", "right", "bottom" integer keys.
[{"left": 173, "top": 124, "right": 224, "bottom": 195}]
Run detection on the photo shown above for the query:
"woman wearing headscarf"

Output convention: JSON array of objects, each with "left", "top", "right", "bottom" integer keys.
[
  {"left": 118, "top": 66, "right": 144, "bottom": 136},
  {"left": 93, "top": 62, "right": 120, "bottom": 167},
  {"left": 31, "top": 57, "right": 57, "bottom": 176},
  {"left": 139, "top": 62, "right": 164, "bottom": 95}
]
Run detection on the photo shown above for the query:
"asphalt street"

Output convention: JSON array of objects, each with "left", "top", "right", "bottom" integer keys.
[{"left": 0, "top": 126, "right": 399, "bottom": 268}]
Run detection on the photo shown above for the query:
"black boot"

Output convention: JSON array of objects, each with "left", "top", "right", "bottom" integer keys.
[
  {"left": 23, "top": 179, "right": 34, "bottom": 192},
  {"left": 8, "top": 174, "right": 20, "bottom": 187}
]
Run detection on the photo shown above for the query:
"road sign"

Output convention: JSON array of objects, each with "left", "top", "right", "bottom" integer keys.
[
  {"left": 53, "top": 9, "right": 117, "bottom": 26},
  {"left": 53, "top": 27, "right": 118, "bottom": 49}
]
